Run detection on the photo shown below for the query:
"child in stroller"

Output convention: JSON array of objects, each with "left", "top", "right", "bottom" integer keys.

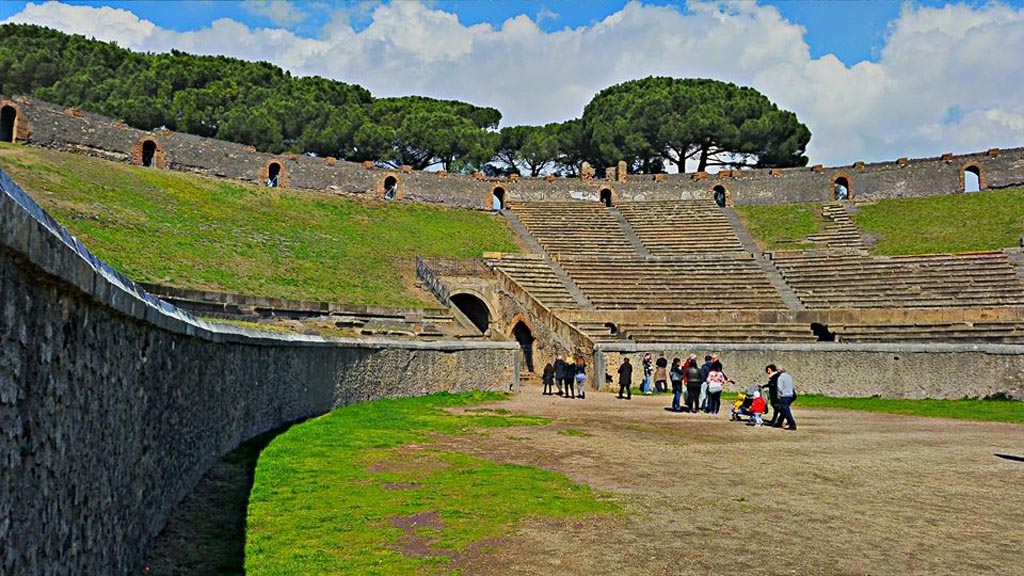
[{"left": 731, "top": 384, "right": 768, "bottom": 427}]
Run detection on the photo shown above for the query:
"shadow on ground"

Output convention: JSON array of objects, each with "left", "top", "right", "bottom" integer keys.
[{"left": 141, "top": 425, "right": 293, "bottom": 575}]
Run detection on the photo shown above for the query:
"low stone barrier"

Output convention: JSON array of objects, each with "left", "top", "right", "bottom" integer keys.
[
  {"left": 0, "top": 168, "right": 518, "bottom": 575},
  {"left": 594, "top": 342, "right": 1024, "bottom": 399}
]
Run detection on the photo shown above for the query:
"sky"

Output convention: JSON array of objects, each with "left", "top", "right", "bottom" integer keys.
[{"left": 2, "top": 0, "right": 1024, "bottom": 166}]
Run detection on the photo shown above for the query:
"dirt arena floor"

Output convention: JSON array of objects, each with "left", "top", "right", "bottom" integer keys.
[{"left": 441, "top": 384, "right": 1024, "bottom": 576}]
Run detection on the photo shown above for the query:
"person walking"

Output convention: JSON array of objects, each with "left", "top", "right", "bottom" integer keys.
[
  {"left": 654, "top": 353, "right": 669, "bottom": 393},
  {"left": 553, "top": 355, "right": 567, "bottom": 396},
  {"left": 764, "top": 364, "right": 781, "bottom": 426},
  {"left": 669, "top": 357, "right": 684, "bottom": 412},
  {"left": 617, "top": 357, "right": 633, "bottom": 399},
  {"left": 573, "top": 355, "right": 587, "bottom": 399},
  {"left": 685, "top": 354, "right": 703, "bottom": 413},
  {"left": 768, "top": 364, "right": 797, "bottom": 430},
  {"left": 542, "top": 362, "right": 555, "bottom": 395}
]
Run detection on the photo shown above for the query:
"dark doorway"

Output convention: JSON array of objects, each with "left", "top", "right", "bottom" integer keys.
[
  {"left": 713, "top": 185, "right": 727, "bottom": 207},
  {"left": 599, "top": 188, "right": 613, "bottom": 207},
  {"left": 450, "top": 293, "right": 490, "bottom": 333},
  {"left": 141, "top": 140, "right": 157, "bottom": 167},
  {"left": 833, "top": 177, "right": 850, "bottom": 201},
  {"left": 604, "top": 322, "right": 618, "bottom": 335},
  {"left": 512, "top": 321, "right": 535, "bottom": 372},
  {"left": 0, "top": 105, "right": 16, "bottom": 143},
  {"left": 810, "top": 322, "right": 836, "bottom": 342},
  {"left": 964, "top": 166, "right": 981, "bottom": 192},
  {"left": 383, "top": 176, "right": 398, "bottom": 200},
  {"left": 492, "top": 187, "right": 505, "bottom": 210},
  {"left": 267, "top": 162, "right": 281, "bottom": 187}
]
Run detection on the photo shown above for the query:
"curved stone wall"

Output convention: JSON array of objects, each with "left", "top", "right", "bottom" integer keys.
[
  {"left": 595, "top": 342, "right": 1024, "bottom": 400},
  {"left": 6, "top": 94, "right": 1024, "bottom": 210},
  {"left": 0, "top": 167, "right": 518, "bottom": 575}
]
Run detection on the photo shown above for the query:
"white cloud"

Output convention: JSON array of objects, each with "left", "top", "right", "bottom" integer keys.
[
  {"left": 241, "top": 0, "right": 309, "bottom": 27},
  {"left": 4, "top": 0, "right": 1024, "bottom": 166}
]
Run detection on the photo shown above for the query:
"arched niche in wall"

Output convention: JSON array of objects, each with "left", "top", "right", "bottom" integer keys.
[
  {"left": 961, "top": 163, "right": 984, "bottom": 193},
  {"left": 491, "top": 185, "right": 506, "bottom": 211},
  {"left": 831, "top": 173, "right": 853, "bottom": 201},
  {"left": 260, "top": 159, "right": 288, "bottom": 188},
  {"left": 132, "top": 137, "right": 165, "bottom": 168},
  {"left": 598, "top": 187, "right": 615, "bottom": 207},
  {"left": 508, "top": 314, "right": 536, "bottom": 373},
  {"left": 711, "top": 184, "right": 731, "bottom": 207},
  {"left": 0, "top": 103, "right": 19, "bottom": 143},
  {"left": 450, "top": 292, "right": 491, "bottom": 334},
  {"left": 379, "top": 174, "right": 402, "bottom": 200}
]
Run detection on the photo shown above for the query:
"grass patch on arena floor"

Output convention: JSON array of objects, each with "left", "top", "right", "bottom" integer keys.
[
  {"left": 0, "top": 143, "right": 517, "bottom": 306},
  {"left": 797, "top": 394, "right": 1023, "bottom": 424},
  {"left": 245, "top": 392, "right": 619, "bottom": 575}
]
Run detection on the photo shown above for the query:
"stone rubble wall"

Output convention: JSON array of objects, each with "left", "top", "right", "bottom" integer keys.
[
  {"left": 594, "top": 342, "right": 1024, "bottom": 400},
  {"left": 6, "top": 94, "right": 1024, "bottom": 209},
  {"left": 0, "top": 167, "right": 518, "bottom": 575}
]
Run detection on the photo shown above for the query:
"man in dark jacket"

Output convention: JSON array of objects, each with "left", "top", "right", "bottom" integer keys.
[
  {"left": 617, "top": 357, "right": 633, "bottom": 399},
  {"left": 764, "top": 364, "right": 781, "bottom": 425},
  {"left": 553, "top": 355, "right": 567, "bottom": 396}
]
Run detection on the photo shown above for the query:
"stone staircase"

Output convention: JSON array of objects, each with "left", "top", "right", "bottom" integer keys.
[{"left": 806, "top": 202, "right": 866, "bottom": 251}]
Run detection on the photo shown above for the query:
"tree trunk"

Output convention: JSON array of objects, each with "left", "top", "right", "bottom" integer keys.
[{"left": 697, "top": 144, "right": 710, "bottom": 172}]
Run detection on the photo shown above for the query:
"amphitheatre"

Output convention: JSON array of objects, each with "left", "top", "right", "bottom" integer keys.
[{"left": 2, "top": 86, "right": 1024, "bottom": 576}]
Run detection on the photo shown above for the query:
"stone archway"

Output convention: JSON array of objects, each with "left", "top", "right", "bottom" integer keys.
[
  {"left": 599, "top": 187, "right": 614, "bottom": 207},
  {"left": 379, "top": 174, "right": 402, "bottom": 200},
  {"left": 142, "top": 140, "right": 157, "bottom": 167},
  {"left": 832, "top": 174, "right": 853, "bottom": 201},
  {"left": 260, "top": 160, "right": 288, "bottom": 188},
  {"left": 961, "top": 163, "right": 984, "bottom": 193},
  {"left": 511, "top": 320, "right": 536, "bottom": 373},
  {"left": 450, "top": 293, "right": 491, "bottom": 334},
  {"left": 0, "top": 104, "right": 17, "bottom": 143},
  {"left": 492, "top": 185, "right": 506, "bottom": 210},
  {"left": 711, "top": 184, "right": 730, "bottom": 207}
]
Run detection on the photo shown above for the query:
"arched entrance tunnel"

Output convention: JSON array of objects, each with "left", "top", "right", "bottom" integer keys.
[
  {"left": 141, "top": 140, "right": 157, "bottom": 167},
  {"left": 450, "top": 293, "right": 490, "bottom": 334},
  {"left": 267, "top": 162, "right": 282, "bottom": 187},
  {"left": 1, "top": 105, "right": 16, "bottom": 143},
  {"left": 511, "top": 321, "right": 535, "bottom": 373}
]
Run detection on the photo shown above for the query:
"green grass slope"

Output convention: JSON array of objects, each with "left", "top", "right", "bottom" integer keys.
[
  {"left": 0, "top": 143, "right": 518, "bottom": 306},
  {"left": 246, "top": 392, "right": 617, "bottom": 575},
  {"left": 735, "top": 187, "right": 1024, "bottom": 254}
]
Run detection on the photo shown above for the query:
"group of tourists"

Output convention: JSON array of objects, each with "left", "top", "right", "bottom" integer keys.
[
  {"left": 541, "top": 354, "right": 587, "bottom": 399},
  {"left": 614, "top": 352, "right": 798, "bottom": 430}
]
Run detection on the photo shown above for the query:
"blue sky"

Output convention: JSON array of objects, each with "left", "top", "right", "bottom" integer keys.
[{"left": 3, "top": 1, "right": 1024, "bottom": 165}]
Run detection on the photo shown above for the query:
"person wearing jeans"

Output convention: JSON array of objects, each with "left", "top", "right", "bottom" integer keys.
[
  {"left": 669, "top": 357, "right": 684, "bottom": 411},
  {"left": 768, "top": 364, "right": 797, "bottom": 430}
]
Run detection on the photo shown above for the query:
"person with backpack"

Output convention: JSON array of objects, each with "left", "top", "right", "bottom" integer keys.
[{"left": 767, "top": 364, "right": 797, "bottom": 430}]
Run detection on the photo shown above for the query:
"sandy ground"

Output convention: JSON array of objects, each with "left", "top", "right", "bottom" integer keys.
[{"left": 439, "top": 385, "right": 1024, "bottom": 576}]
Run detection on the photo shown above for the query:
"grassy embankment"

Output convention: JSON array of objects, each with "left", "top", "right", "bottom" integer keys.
[
  {"left": 734, "top": 187, "right": 1024, "bottom": 254},
  {"left": 0, "top": 143, "right": 518, "bottom": 307},
  {"left": 245, "top": 392, "right": 618, "bottom": 575},
  {"left": 797, "top": 394, "right": 1023, "bottom": 424}
]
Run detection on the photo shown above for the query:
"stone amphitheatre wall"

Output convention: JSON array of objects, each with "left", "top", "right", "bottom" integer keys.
[
  {"left": 0, "top": 166, "right": 519, "bottom": 575},
  {"left": 5, "top": 94, "right": 1024, "bottom": 209},
  {"left": 595, "top": 342, "right": 1024, "bottom": 400}
]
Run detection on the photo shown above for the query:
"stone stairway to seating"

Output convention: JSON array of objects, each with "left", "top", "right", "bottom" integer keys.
[
  {"left": 508, "top": 201, "right": 639, "bottom": 258},
  {"left": 558, "top": 254, "right": 789, "bottom": 310},
  {"left": 487, "top": 254, "right": 590, "bottom": 310},
  {"left": 805, "top": 202, "right": 866, "bottom": 251},
  {"left": 721, "top": 205, "right": 805, "bottom": 311},
  {"left": 771, "top": 251, "right": 1024, "bottom": 309},
  {"left": 616, "top": 200, "right": 745, "bottom": 255}
]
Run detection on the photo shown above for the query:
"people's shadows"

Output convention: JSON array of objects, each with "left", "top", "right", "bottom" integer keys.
[
  {"left": 995, "top": 453, "right": 1024, "bottom": 463},
  {"left": 142, "top": 423, "right": 295, "bottom": 575}
]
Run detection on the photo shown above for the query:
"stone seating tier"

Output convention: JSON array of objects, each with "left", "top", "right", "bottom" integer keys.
[
  {"left": 487, "top": 255, "right": 579, "bottom": 310},
  {"left": 558, "top": 255, "right": 787, "bottom": 310},
  {"left": 616, "top": 200, "right": 745, "bottom": 255},
  {"left": 770, "top": 251, "right": 1024, "bottom": 309},
  {"left": 509, "top": 201, "right": 637, "bottom": 257}
]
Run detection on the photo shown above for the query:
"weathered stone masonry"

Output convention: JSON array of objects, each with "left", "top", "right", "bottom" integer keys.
[
  {"left": 6, "top": 94, "right": 1024, "bottom": 210},
  {"left": 0, "top": 168, "right": 519, "bottom": 575}
]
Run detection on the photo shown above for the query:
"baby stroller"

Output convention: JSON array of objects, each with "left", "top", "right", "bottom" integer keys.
[{"left": 731, "top": 386, "right": 768, "bottom": 426}]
